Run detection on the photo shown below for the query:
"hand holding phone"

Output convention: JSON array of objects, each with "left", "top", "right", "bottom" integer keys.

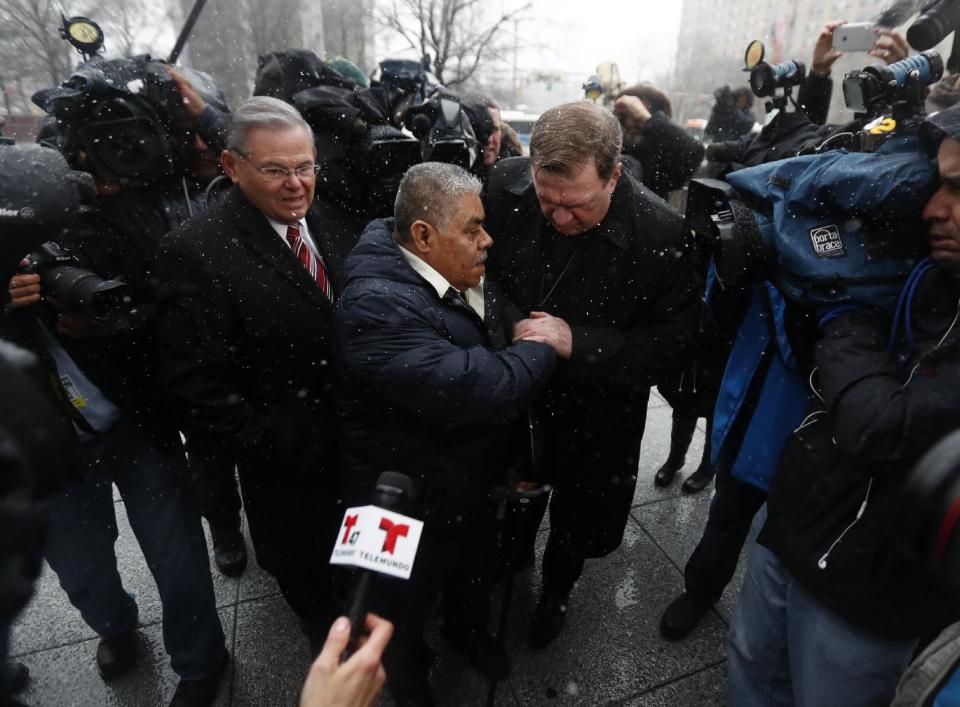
[{"left": 833, "top": 22, "right": 877, "bottom": 52}]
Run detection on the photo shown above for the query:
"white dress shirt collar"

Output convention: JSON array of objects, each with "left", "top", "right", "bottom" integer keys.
[{"left": 398, "top": 244, "right": 485, "bottom": 320}]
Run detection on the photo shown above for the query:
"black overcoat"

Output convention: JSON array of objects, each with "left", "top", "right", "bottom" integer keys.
[
  {"left": 154, "top": 185, "right": 360, "bottom": 588},
  {"left": 483, "top": 157, "right": 701, "bottom": 556}
]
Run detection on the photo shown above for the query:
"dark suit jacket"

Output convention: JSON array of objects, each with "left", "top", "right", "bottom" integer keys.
[
  {"left": 154, "top": 186, "right": 356, "bottom": 466},
  {"left": 483, "top": 157, "right": 701, "bottom": 555}
]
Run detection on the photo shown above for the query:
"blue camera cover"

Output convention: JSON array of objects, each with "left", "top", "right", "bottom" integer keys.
[{"left": 726, "top": 132, "right": 934, "bottom": 308}]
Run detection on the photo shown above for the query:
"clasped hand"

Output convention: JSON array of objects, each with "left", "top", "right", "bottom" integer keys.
[{"left": 513, "top": 311, "right": 573, "bottom": 359}]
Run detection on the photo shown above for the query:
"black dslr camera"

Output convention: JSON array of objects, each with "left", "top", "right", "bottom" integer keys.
[
  {"left": 0, "top": 144, "right": 132, "bottom": 328},
  {"left": 20, "top": 243, "right": 131, "bottom": 328}
]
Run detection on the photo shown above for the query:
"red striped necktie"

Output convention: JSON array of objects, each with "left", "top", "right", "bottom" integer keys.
[{"left": 285, "top": 223, "right": 333, "bottom": 302}]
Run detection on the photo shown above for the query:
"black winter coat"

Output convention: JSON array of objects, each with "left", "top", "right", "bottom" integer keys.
[
  {"left": 51, "top": 178, "right": 204, "bottom": 424},
  {"left": 761, "top": 266, "right": 960, "bottom": 640},
  {"left": 622, "top": 112, "right": 705, "bottom": 199},
  {"left": 155, "top": 186, "right": 358, "bottom": 461},
  {"left": 336, "top": 220, "right": 556, "bottom": 527},
  {"left": 483, "top": 158, "right": 701, "bottom": 554}
]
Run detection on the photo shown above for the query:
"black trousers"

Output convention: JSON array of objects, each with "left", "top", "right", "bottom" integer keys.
[
  {"left": 529, "top": 389, "right": 650, "bottom": 599},
  {"left": 684, "top": 471, "right": 766, "bottom": 603},
  {"left": 236, "top": 435, "right": 341, "bottom": 634},
  {"left": 367, "top": 506, "right": 497, "bottom": 700}
]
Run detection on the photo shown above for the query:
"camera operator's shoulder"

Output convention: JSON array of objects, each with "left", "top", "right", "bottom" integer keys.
[{"left": 487, "top": 156, "right": 532, "bottom": 199}]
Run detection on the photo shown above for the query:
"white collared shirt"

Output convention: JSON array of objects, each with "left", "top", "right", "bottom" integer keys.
[
  {"left": 268, "top": 217, "right": 322, "bottom": 261},
  {"left": 398, "top": 244, "right": 485, "bottom": 320}
]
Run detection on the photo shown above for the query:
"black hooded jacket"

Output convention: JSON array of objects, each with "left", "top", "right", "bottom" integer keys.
[{"left": 760, "top": 266, "right": 960, "bottom": 640}]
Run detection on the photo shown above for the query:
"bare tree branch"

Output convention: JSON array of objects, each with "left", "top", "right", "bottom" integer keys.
[{"left": 377, "top": 0, "right": 531, "bottom": 87}]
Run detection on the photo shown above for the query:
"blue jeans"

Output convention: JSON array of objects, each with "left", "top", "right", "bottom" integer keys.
[
  {"left": 44, "top": 418, "right": 225, "bottom": 679},
  {"left": 727, "top": 508, "right": 917, "bottom": 707}
]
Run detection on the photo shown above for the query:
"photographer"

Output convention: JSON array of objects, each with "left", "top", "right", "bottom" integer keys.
[
  {"left": 0, "top": 144, "right": 84, "bottom": 706},
  {"left": 726, "top": 104, "right": 960, "bottom": 707},
  {"left": 3, "top": 60, "right": 234, "bottom": 706},
  {"left": 613, "top": 84, "right": 705, "bottom": 200},
  {"left": 705, "top": 86, "right": 756, "bottom": 142},
  {"left": 34, "top": 58, "right": 251, "bottom": 580},
  {"left": 801, "top": 21, "right": 911, "bottom": 125}
]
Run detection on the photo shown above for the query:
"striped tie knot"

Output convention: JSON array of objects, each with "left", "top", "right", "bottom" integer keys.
[{"left": 284, "top": 222, "right": 333, "bottom": 302}]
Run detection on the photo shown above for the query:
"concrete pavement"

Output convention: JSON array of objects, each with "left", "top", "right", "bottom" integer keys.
[{"left": 9, "top": 392, "right": 739, "bottom": 706}]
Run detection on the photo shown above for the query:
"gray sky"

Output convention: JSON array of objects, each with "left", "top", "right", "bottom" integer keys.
[
  {"left": 521, "top": 0, "right": 684, "bottom": 87},
  {"left": 371, "top": 0, "right": 685, "bottom": 109}
]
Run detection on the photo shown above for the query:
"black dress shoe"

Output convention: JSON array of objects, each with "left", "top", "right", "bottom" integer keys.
[
  {"left": 1, "top": 662, "right": 29, "bottom": 694},
  {"left": 169, "top": 651, "right": 228, "bottom": 707},
  {"left": 659, "top": 592, "right": 714, "bottom": 640},
  {"left": 209, "top": 522, "right": 247, "bottom": 577},
  {"left": 681, "top": 465, "right": 715, "bottom": 494},
  {"left": 654, "top": 460, "right": 684, "bottom": 487},
  {"left": 96, "top": 630, "right": 138, "bottom": 680},
  {"left": 527, "top": 593, "right": 569, "bottom": 649}
]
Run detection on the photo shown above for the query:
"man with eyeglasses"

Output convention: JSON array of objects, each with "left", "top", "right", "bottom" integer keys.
[
  {"left": 483, "top": 101, "right": 701, "bottom": 649},
  {"left": 155, "top": 96, "right": 353, "bottom": 656}
]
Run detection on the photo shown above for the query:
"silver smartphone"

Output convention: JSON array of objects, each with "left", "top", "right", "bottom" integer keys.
[{"left": 833, "top": 22, "right": 877, "bottom": 52}]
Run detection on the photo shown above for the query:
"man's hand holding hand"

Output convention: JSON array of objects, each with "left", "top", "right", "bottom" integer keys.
[{"left": 513, "top": 311, "right": 573, "bottom": 359}]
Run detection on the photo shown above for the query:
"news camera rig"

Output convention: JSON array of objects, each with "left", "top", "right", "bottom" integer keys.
[
  {"left": 255, "top": 51, "right": 482, "bottom": 218},
  {"left": 686, "top": 44, "right": 947, "bottom": 310},
  {"left": 742, "top": 40, "right": 807, "bottom": 116}
]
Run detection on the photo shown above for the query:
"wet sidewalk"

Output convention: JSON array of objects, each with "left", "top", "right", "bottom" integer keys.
[{"left": 10, "top": 392, "right": 736, "bottom": 706}]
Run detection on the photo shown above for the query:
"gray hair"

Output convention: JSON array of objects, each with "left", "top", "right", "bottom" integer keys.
[
  {"left": 530, "top": 101, "right": 622, "bottom": 180},
  {"left": 394, "top": 162, "right": 482, "bottom": 242},
  {"left": 225, "top": 96, "right": 313, "bottom": 155}
]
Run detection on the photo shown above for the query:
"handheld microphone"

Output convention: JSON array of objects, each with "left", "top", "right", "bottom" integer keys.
[{"left": 332, "top": 471, "right": 420, "bottom": 658}]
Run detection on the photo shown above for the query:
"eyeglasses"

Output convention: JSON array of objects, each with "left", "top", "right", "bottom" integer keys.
[{"left": 233, "top": 152, "right": 320, "bottom": 180}]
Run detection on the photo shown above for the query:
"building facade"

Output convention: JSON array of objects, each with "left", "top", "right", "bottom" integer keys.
[{"left": 671, "top": 0, "right": 895, "bottom": 124}]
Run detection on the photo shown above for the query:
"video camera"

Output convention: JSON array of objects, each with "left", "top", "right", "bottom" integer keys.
[
  {"left": 843, "top": 51, "right": 944, "bottom": 119},
  {"left": 742, "top": 40, "right": 806, "bottom": 106},
  {"left": 33, "top": 55, "right": 225, "bottom": 185},
  {"left": 256, "top": 51, "right": 423, "bottom": 215},
  {"left": 403, "top": 91, "right": 481, "bottom": 170},
  {"left": 257, "top": 52, "right": 480, "bottom": 216},
  {"left": 687, "top": 129, "right": 933, "bottom": 308},
  {"left": 685, "top": 40, "right": 949, "bottom": 310},
  {"left": 749, "top": 58, "right": 806, "bottom": 99}
]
